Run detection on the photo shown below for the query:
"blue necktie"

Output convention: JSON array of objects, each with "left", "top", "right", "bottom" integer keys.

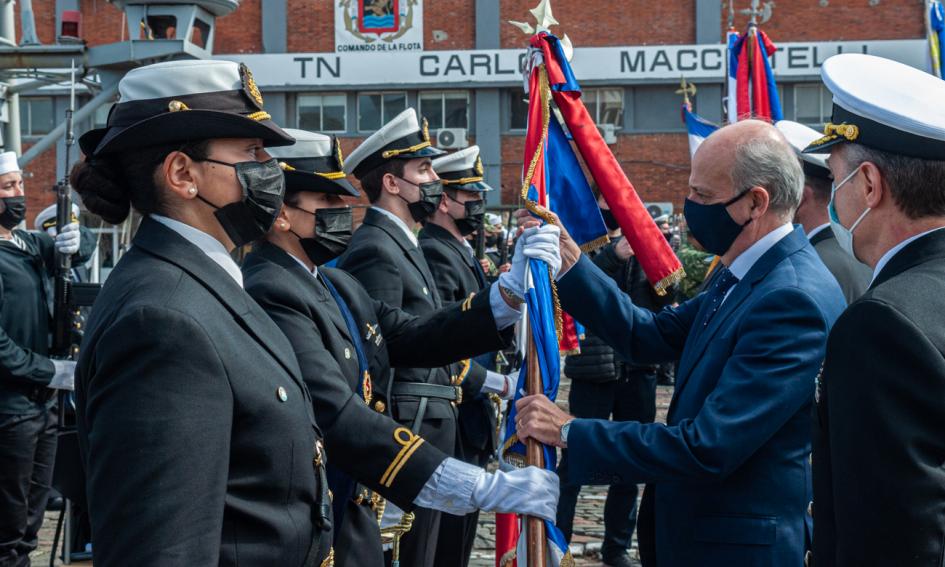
[{"left": 701, "top": 267, "right": 739, "bottom": 327}]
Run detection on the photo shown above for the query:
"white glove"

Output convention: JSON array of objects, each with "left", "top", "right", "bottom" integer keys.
[
  {"left": 53, "top": 222, "right": 80, "bottom": 255},
  {"left": 482, "top": 370, "right": 518, "bottom": 401},
  {"left": 48, "top": 359, "right": 77, "bottom": 391},
  {"left": 497, "top": 224, "right": 563, "bottom": 297},
  {"left": 472, "top": 465, "right": 560, "bottom": 522}
]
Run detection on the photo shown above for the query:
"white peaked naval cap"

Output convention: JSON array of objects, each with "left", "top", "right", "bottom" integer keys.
[{"left": 344, "top": 107, "right": 445, "bottom": 178}]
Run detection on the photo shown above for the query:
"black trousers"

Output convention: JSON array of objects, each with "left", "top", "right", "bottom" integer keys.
[
  {"left": 556, "top": 369, "right": 657, "bottom": 560},
  {"left": 0, "top": 406, "right": 57, "bottom": 567}
]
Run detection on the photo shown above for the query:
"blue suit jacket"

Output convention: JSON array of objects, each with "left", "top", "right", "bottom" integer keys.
[{"left": 558, "top": 227, "right": 845, "bottom": 567}]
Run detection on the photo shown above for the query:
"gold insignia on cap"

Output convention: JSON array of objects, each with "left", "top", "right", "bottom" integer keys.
[
  {"left": 239, "top": 62, "right": 265, "bottom": 110},
  {"left": 334, "top": 136, "right": 345, "bottom": 170},
  {"left": 475, "top": 156, "right": 484, "bottom": 176},
  {"left": 810, "top": 122, "right": 860, "bottom": 147},
  {"left": 421, "top": 117, "right": 430, "bottom": 143},
  {"left": 168, "top": 100, "right": 190, "bottom": 112},
  {"left": 279, "top": 161, "right": 296, "bottom": 171}
]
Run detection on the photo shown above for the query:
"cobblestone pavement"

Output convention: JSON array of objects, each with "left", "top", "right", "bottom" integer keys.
[{"left": 30, "top": 378, "right": 675, "bottom": 566}]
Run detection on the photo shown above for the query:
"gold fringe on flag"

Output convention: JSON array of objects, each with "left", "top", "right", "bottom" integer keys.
[{"left": 653, "top": 266, "right": 686, "bottom": 297}]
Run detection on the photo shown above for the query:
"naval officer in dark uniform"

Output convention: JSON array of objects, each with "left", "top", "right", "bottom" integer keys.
[
  {"left": 803, "top": 54, "right": 945, "bottom": 567},
  {"left": 418, "top": 145, "right": 514, "bottom": 567},
  {"left": 71, "top": 60, "right": 333, "bottom": 566},
  {"left": 338, "top": 109, "right": 560, "bottom": 566},
  {"left": 242, "top": 129, "right": 558, "bottom": 567},
  {"left": 777, "top": 120, "right": 871, "bottom": 303},
  {"left": 0, "top": 150, "right": 83, "bottom": 567}
]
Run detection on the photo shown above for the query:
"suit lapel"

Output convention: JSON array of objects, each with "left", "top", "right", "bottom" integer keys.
[
  {"left": 870, "top": 228, "right": 945, "bottom": 289},
  {"left": 134, "top": 218, "right": 304, "bottom": 389},
  {"left": 364, "top": 209, "right": 439, "bottom": 305},
  {"left": 674, "top": 228, "right": 810, "bottom": 398},
  {"left": 423, "top": 223, "right": 486, "bottom": 288},
  {"left": 253, "top": 241, "right": 354, "bottom": 343}
]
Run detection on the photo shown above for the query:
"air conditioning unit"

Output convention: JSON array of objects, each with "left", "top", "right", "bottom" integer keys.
[
  {"left": 598, "top": 123, "right": 617, "bottom": 145},
  {"left": 435, "top": 128, "right": 469, "bottom": 149},
  {"left": 645, "top": 202, "right": 674, "bottom": 221}
]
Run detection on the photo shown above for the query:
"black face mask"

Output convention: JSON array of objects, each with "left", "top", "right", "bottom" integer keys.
[
  {"left": 195, "top": 158, "right": 285, "bottom": 248},
  {"left": 449, "top": 195, "right": 486, "bottom": 236},
  {"left": 0, "top": 196, "right": 26, "bottom": 230},
  {"left": 395, "top": 178, "right": 443, "bottom": 222},
  {"left": 599, "top": 208, "right": 620, "bottom": 231},
  {"left": 290, "top": 205, "right": 353, "bottom": 266},
  {"left": 683, "top": 189, "right": 752, "bottom": 256}
]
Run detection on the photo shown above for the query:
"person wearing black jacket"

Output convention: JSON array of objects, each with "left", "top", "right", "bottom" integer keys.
[
  {"left": 419, "top": 146, "right": 516, "bottom": 567},
  {"left": 243, "top": 129, "right": 559, "bottom": 566},
  {"left": 556, "top": 199, "right": 675, "bottom": 567},
  {"left": 0, "top": 150, "right": 84, "bottom": 567},
  {"left": 71, "top": 60, "right": 333, "bottom": 567}
]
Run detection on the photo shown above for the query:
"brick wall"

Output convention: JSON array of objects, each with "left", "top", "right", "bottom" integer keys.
[{"left": 20, "top": 144, "right": 58, "bottom": 229}]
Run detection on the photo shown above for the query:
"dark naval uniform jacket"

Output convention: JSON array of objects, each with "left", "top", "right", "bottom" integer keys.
[
  {"left": 809, "top": 226, "right": 871, "bottom": 304},
  {"left": 418, "top": 222, "right": 497, "bottom": 460},
  {"left": 76, "top": 218, "right": 326, "bottom": 567},
  {"left": 813, "top": 228, "right": 945, "bottom": 566},
  {"left": 337, "top": 208, "right": 488, "bottom": 449},
  {"left": 242, "top": 241, "right": 509, "bottom": 567}
]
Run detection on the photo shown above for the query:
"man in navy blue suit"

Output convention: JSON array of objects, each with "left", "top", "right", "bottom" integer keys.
[{"left": 516, "top": 120, "right": 847, "bottom": 567}]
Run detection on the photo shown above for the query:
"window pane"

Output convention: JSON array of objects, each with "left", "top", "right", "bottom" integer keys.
[
  {"left": 298, "top": 95, "right": 323, "bottom": 131},
  {"left": 321, "top": 94, "right": 347, "bottom": 132},
  {"left": 358, "top": 93, "right": 381, "bottom": 131},
  {"left": 598, "top": 88, "right": 624, "bottom": 127},
  {"left": 509, "top": 91, "right": 529, "bottom": 130},
  {"left": 631, "top": 86, "right": 684, "bottom": 131},
  {"left": 382, "top": 92, "right": 407, "bottom": 123},
  {"left": 419, "top": 93, "right": 443, "bottom": 130},
  {"left": 22, "top": 98, "right": 54, "bottom": 136},
  {"left": 584, "top": 90, "right": 599, "bottom": 125},
  {"left": 795, "top": 84, "right": 823, "bottom": 125},
  {"left": 443, "top": 91, "right": 468, "bottom": 129}
]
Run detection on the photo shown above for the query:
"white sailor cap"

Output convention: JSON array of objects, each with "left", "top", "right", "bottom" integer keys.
[
  {"left": 79, "top": 59, "right": 293, "bottom": 157},
  {"left": 267, "top": 128, "right": 358, "bottom": 197},
  {"left": 0, "top": 151, "right": 20, "bottom": 176},
  {"left": 431, "top": 146, "right": 493, "bottom": 192},
  {"left": 34, "top": 203, "right": 80, "bottom": 234},
  {"left": 803, "top": 54, "right": 945, "bottom": 160},
  {"left": 776, "top": 120, "right": 831, "bottom": 181},
  {"left": 485, "top": 212, "right": 502, "bottom": 228},
  {"left": 344, "top": 108, "right": 445, "bottom": 179}
]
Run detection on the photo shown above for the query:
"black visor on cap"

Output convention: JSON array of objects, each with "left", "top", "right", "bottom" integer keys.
[{"left": 804, "top": 104, "right": 945, "bottom": 160}]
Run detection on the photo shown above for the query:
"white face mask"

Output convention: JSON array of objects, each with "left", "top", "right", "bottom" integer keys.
[{"left": 828, "top": 165, "right": 870, "bottom": 258}]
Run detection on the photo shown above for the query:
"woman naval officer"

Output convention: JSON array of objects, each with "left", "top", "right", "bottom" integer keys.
[
  {"left": 241, "top": 129, "right": 560, "bottom": 567},
  {"left": 71, "top": 60, "right": 333, "bottom": 567}
]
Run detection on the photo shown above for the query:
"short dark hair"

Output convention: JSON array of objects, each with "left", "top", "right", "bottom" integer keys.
[
  {"left": 357, "top": 159, "right": 406, "bottom": 203},
  {"left": 806, "top": 175, "right": 832, "bottom": 205},
  {"left": 845, "top": 144, "right": 945, "bottom": 219}
]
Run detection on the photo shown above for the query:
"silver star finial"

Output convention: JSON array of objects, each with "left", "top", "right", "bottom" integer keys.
[{"left": 530, "top": 0, "right": 559, "bottom": 32}]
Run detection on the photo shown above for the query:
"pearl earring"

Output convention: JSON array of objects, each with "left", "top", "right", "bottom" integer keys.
[{"left": 188, "top": 186, "right": 197, "bottom": 195}]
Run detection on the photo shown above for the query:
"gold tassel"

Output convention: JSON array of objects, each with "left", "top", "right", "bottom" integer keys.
[{"left": 653, "top": 266, "right": 686, "bottom": 296}]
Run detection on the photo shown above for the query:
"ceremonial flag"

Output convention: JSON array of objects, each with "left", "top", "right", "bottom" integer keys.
[
  {"left": 502, "top": 259, "right": 572, "bottom": 567},
  {"left": 929, "top": 0, "right": 945, "bottom": 78},
  {"left": 726, "top": 29, "right": 740, "bottom": 123},
  {"left": 529, "top": 32, "right": 683, "bottom": 294},
  {"left": 682, "top": 104, "right": 719, "bottom": 157},
  {"left": 726, "top": 25, "right": 783, "bottom": 123}
]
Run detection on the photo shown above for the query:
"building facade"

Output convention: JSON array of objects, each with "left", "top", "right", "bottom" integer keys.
[{"left": 13, "top": 0, "right": 928, "bottom": 225}]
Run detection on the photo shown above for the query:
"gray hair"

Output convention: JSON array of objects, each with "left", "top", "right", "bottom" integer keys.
[
  {"left": 730, "top": 137, "right": 804, "bottom": 219},
  {"left": 843, "top": 144, "right": 945, "bottom": 219}
]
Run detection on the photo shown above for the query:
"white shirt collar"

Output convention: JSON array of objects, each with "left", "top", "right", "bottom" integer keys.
[
  {"left": 150, "top": 214, "right": 244, "bottom": 288},
  {"left": 807, "top": 223, "right": 830, "bottom": 240},
  {"left": 289, "top": 253, "right": 319, "bottom": 279},
  {"left": 371, "top": 205, "right": 418, "bottom": 246},
  {"left": 870, "top": 226, "right": 945, "bottom": 286},
  {"left": 727, "top": 223, "right": 794, "bottom": 281}
]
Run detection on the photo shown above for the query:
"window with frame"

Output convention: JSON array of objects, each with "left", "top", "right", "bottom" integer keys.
[
  {"left": 298, "top": 94, "right": 347, "bottom": 133},
  {"left": 629, "top": 86, "right": 684, "bottom": 132},
  {"left": 358, "top": 92, "right": 407, "bottom": 132},
  {"left": 584, "top": 88, "right": 625, "bottom": 128},
  {"left": 794, "top": 83, "right": 831, "bottom": 127},
  {"left": 419, "top": 91, "right": 469, "bottom": 130},
  {"left": 19, "top": 97, "right": 54, "bottom": 137},
  {"left": 508, "top": 91, "right": 530, "bottom": 130}
]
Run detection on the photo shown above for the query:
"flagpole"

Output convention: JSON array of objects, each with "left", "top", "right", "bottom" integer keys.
[{"left": 524, "top": 311, "right": 546, "bottom": 567}]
